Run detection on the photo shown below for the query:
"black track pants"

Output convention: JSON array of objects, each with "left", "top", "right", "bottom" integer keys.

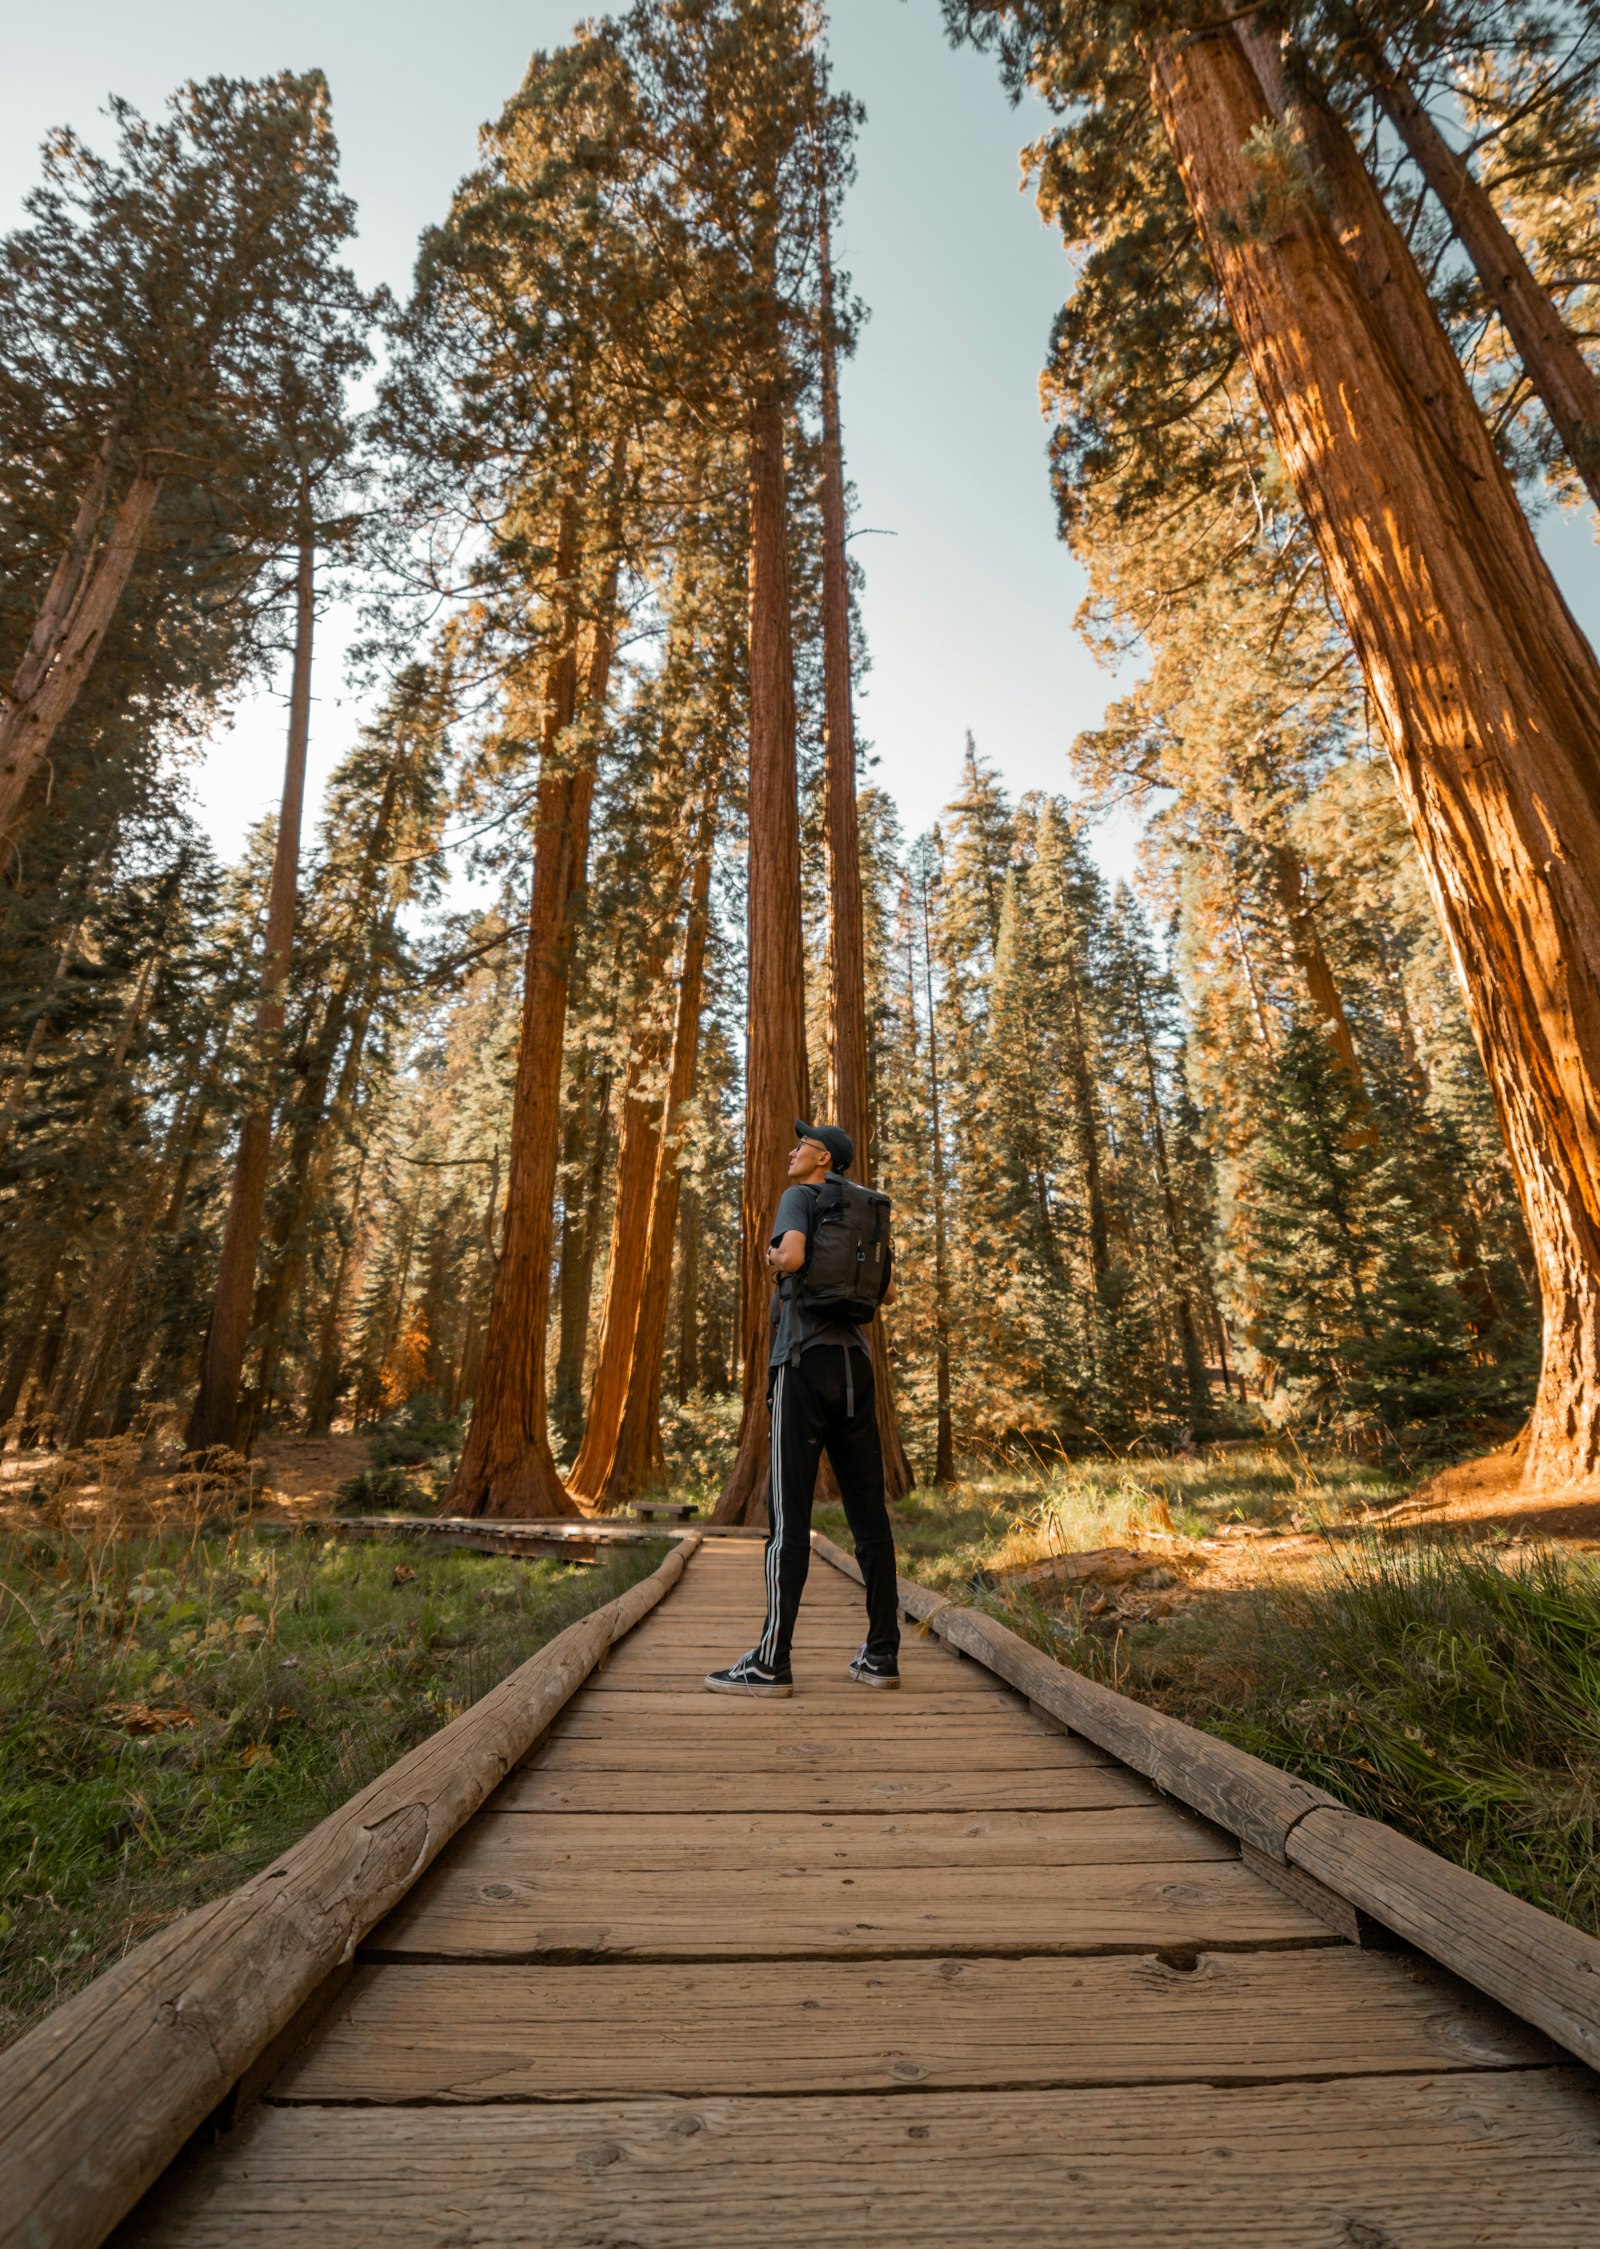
[{"left": 756, "top": 1345, "right": 900, "bottom": 1671}]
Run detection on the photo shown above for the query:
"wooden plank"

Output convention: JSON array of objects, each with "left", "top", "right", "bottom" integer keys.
[
  {"left": 0, "top": 1535, "right": 703, "bottom": 2249},
  {"left": 550, "top": 1705, "right": 1062, "bottom": 1740},
  {"left": 407, "top": 1805, "right": 1236, "bottom": 1875},
  {"left": 527, "top": 1730, "right": 1112, "bottom": 1772},
  {"left": 273, "top": 1948, "right": 1552, "bottom": 2103},
  {"left": 496, "top": 1764, "right": 1162, "bottom": 1814},
  {"left": 1289, "top": 1803, "right": 1600, "bottom": 2073},
  {"left": 366, "top": 1856, "right": 1331, "bottom": 1960},
  {"left": 116, "top": 2072, "right": 1600, "bottom": 2247},
  {"left": 812, "top": 1533, "right": 1342, "bottom": 1857},
  {"left": 580, "top": 1670, "right": 1012, "bottom": 1702}
]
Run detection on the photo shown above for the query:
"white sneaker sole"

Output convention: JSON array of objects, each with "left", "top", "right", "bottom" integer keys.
[
  {"left": 849, "top": 1669, "right": 901, "bottom": 1688},
  {"left": 704, "top": 1672, "right": 794, "bottom": 1697}
]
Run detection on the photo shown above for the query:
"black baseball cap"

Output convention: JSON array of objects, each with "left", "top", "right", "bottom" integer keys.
[{"left": 795, "top": 1119, "right": 854, "bottom": 1174}]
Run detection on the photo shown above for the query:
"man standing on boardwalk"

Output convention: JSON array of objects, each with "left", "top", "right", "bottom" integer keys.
[{"left": 705, "top": 1121, "right": 901, "bottom": 1698}]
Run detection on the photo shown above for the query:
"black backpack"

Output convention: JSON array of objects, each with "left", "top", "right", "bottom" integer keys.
[{"left": 797, "top": 1174, "right": 893, "bottom": 1326}]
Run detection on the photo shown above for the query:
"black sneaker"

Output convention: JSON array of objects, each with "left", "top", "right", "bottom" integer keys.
[
  {"left": 704, "top": 1651, "right": 794, "bottom": 1698},
  {"left": 849, "top": 1646, "right": 900, "bottom": 1688}
]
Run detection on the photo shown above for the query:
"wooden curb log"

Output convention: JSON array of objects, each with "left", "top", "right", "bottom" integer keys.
[
  {"left": 813, "top": 1530, "right": 1600, "bottom": 2074},
  {"left": 0, "top": 1531, "right": 702, "bottom": 2249}
]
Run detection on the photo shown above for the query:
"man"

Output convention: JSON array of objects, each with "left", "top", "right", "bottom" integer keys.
[{"left": 705, "top": 1120, "right": 900, "bottom": 1697}]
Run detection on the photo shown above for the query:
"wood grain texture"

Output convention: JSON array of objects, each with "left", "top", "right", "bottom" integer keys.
[
  {"left": 366, "top": 1856, "right": 1329, "bottom": 1961},
  {"left": 494, "top": 1764, "right": 1162, "bottom": 1814},
  {"left": 527, "top": 1730, "right": 1112, "bottom": 1773},
  {"left": 549, "top": 1706, "right": 1060, "bottom": 1742},
  {"left": 271, "top": 1949, "right": 1552, "bottom": 2103},
  {"left": 1289, "top": 1804, "right": 1600, "bottom": 2071},
  {"left": 812, "top": 1533, "right": 1341, "bottom": 1855},
  {"left": 0, "top": 1535, "right": 702, "bottom": 2249},
  {"left": 400, "top": 1804, "right": 1236, "bottom": 1875},
  {"left": 116, "top": 2073, "right": 1600, "bottom": 2248},
  {"left": 810, "top": 1538, "right": 1600, "bottom": 2069}
]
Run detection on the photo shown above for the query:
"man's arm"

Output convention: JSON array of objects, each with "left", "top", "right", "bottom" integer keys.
[{"left": 767, "top": 1229, "right": 807, "bottom": 1276}]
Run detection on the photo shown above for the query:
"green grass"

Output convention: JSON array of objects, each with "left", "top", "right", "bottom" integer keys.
[
  {"left": 833, "top": 1451, "right": 1600, "bottom": 1938},
  {"left": 0, "top": 1523, "right": 665, "bottom": 2046},
  {"left": 820, "top": 1443, "right": 1405, "bottom": 1593}
]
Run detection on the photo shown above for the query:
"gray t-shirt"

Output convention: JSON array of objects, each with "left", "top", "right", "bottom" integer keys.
[{"left": 768, "top": 1180, "right": 871, "bottom": 1368}]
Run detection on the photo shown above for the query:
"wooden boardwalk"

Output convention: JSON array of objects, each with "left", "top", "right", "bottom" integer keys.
[{"left": 92, "top": 1538, "right": 1600, "bottom": 2244}]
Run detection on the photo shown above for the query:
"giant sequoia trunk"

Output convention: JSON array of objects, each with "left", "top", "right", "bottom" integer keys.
[
  {"left": 1148, "top": 26, "right": 1600, "bottom": 1483},
  {"left": 450, "top": 498, "right": 608, "bottom": 1521},
  {"left": 574, "top": 762, "right": 722, "bottom": 1509},
  {"left": 0, "top": 432, "right": 163, "bottom": 850},
  {"left": 186, "top": 514, "right": 316, "bottom": 1454},
  {"left": 714, "top": 381, "right": 810, "bottom": 1526},
  {"left": 815, "top": 175, "right": 914, "bottom": 1504},
  {"left": 565, "top": 923, "right": 679, "bottom": 1502}
]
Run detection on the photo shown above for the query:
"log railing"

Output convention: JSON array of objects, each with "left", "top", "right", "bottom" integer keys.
[
  {"left": 0, "top": 1534, "right": 702, "bottom": 2249},
  {"left": 812, "top": 1530, "right": 1600, "bottom": 2073}
]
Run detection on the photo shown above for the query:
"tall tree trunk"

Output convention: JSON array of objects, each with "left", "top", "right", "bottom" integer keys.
[
  {"left": 1126, "top": 952, "right": 1210, "bottom": 1420},
  {"left": 715, "top": 376, "right": 810, "bottom": 1526},
  {"left": 243, "top": 969, "right": 381, "bottom": 1445},
  {"left": 0, "top": 436, "right": 163, "bottom": 851},
  {"left": 577, "top": 768, "right": 720, "bottom": 1508},
  {"left": 814, "top": 163, "right": 914, "bottom": 1503},
  {"left": 566, "top": 935, "right": 677, "bottom": 1501},
  {"left": 451, "top": 482, "right": 622, "bottom": 1518},
  {"left": 1321, "top": 14, "right": 1600, "bottom": 511},
  {"left": 1148, "top": 25, "right": 1600, "bottom": 1483},
  {"left": 675, "top": 1186, "right": 702, "bottom": 1402},
  {"left": 549, "top": 1051, "right": 609, "bottom": 1450},
  {"left": 1264, "top": 838, "right": 1364, "bottom": 1086},
  {"left": 185, "top": 503, "right": 316, "bottom": 1454}
]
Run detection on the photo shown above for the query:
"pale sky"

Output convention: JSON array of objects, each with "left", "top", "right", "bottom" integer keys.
[{"left": 6, "top": 0, "right": 1597, "bottom": 877}]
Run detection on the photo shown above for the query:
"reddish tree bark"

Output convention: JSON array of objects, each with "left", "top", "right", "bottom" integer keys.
[
  {"left": 714, "top": 379, "right": 810, "bottom": 1526},
  {"left": 186, "top": 505, "right": 315, "bottom": 1453},
  {"left": 574, "top": 766, "right": 721, "bottom": 1508},
  {"left": 450, "top": 496, "right": 612, "bottom": 1520},
  {"left": 565, "top": 928, "right": 678, "bottom": 1501},
  {"left": 1149, "top": 25, "right": 1600, "bottom": 1483}
]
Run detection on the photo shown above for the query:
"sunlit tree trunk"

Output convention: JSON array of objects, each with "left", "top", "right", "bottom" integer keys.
[
  {"left": 578, "top": 767, "right": 720, "bottom": 1507},
  {"left": 1150, "top": 24, "right": 1600, "bottom": 1483},
  {"left": 566, "top": 929, "right": 677, "bottom": 1501}
]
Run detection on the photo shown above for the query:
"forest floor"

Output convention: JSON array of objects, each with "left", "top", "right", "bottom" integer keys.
[
  {"left": 814, "top": 1440, "right": 1600, "bottom": 1939},
  {"left": 5, "top": 1422, "right": 1597, "bottom": 2049},
  {"left": 0, "top": 1516, "right": 665, "bottom": 2051}
]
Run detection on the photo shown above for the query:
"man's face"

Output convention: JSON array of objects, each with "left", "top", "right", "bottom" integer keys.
[{"left": 788, "top": 1135, "right": 830, "bottom": 1180}]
